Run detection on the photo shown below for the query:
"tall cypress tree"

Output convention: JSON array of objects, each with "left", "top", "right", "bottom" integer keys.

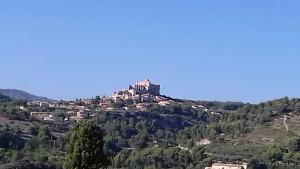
[{"left": 64, "top": 120, "right": 110, "bottom": 169}]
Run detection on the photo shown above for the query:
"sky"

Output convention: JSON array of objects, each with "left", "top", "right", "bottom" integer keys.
[{"left": 0, "top": 1, "right": 300, "bottom": 103}]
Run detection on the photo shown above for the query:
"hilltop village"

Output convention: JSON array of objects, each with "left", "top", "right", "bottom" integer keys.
[
  {"left": 27, "top": 79, "right": 208, "bottom": 122},
  {"left": 23, "top": 80, "right": 250, "bottom": 169},
  {"left": 2, "top": 81, "right": 300, "bottom": 168}
]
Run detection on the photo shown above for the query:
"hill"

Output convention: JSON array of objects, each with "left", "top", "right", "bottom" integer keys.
[
  {"left": 0, "top": 89, "right": 55, "bottom": 102},
  {"left": 0, "top": 93, "right": 11, "bottom": 102},
  {"left": 1, "top": 95, "right": 300, "bottom": 168}
]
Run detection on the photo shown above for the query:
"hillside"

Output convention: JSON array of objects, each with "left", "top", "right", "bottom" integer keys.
[
  {"left": 0, "top": 89, "right": 55, "bottom": 102},
  {"left": 0, "top": 96, "right": 300, "bottom": 168},
  {"left": 236, "top": 113, "right": 300, "bottom": 145},
  {"left": 0, "top": 93, "right": 11, "bottom": 102}
]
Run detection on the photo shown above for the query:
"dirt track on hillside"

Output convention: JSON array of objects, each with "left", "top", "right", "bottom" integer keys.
[{"left": 284, "top": 115, "right": 289, "bottom": 131}]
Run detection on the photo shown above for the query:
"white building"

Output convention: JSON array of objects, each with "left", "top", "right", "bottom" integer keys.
[
  {"left": 205, "top": 163, "right": 248, "bottom": 169},
  {"left": 195, "top": 139, "right": 211, "bottom": 146}
]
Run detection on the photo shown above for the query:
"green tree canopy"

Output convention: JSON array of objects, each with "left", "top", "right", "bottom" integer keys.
[
  {"left": 64, "top": 120, "right": 110, "bottom": 169},
  {"left": 287, "top": 136, "right": 300, "bottom": 152}
]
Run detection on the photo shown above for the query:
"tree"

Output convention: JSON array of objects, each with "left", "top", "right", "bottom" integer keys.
[
  {"left": 92, "top": 96, "right": 101, "bottom": 104},
  {"left": 58, "top": 112, "right": 67, "bottom": 122},
  {"left": 95, "top": 96, "right": 101, "bottom": 101},
  {"left": 248, "top": 158, "right": 267, "bottom": 169},
  {"left": 287, "top": 137, "right": 300, "bottom": 152},
  {"left": 5, "top": 160, "right": 57, "bottom": 169},
  {"left": 38, "top": 125, "right": 51, "bottom": 139},
  {"left": 64, "top": 120, "right": 110, "bottom": 169},
  {"left": 112, "top": 98, "right": 125, "bottom": 108},
  {"left": 261, "top": 144, "right": 283, "bottom": 163}
]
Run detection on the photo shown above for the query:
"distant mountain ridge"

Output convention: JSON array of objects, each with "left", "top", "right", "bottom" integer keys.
[{"left": 0, "top": 89, "right": 55, "bottom": 102}]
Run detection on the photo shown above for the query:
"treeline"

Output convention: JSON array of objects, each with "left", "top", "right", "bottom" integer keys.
[
  {"left": 0, "top": 125, "right": 65, "bottom": 168},
  {"left": 0, "top": 100, "right": 29, "bottom": 121},
  {"left": 112, "top": 146, "right": 212, "bottom": 169},
  {"left": 0, "top": 125, "right": 24, "bottom": 151}
]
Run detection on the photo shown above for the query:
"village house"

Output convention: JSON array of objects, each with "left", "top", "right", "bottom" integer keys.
[
  {"left": 19, "top": 106, "right": 27, "bottom": 111},
  {"left": 154, "top": 95, "right": 168, "bottom": 102},
  {"left": 66, "top": 111, "right": 77, "bottom": 116},
  {"left": 192, "top": 105, "right": 208, "bottom": 110},
  {"left": 66, "top": 105, "right": 76, "bottom": 110},
  {"left": 205, "top": 163, "right": 248, "bottom": 169},
  {"left": 195, "top": 139, "right": 211, "bottom": 146},
  {"left": 99, "top": 97, "right": 113, "bottom": 109},
  {"left": 158, "top": 100, "right": 171, "bottom": 106},
  {"left": 140, "top": 94, "right": 155, "bottom": 102},
  {"left": 76, "top": 110, "right": 91, "bottom": 118},
  {"left": 211, "top": 111, "right": 223, "bottom": 116},
  {"left": 59, "top": 104, "right": 68, "bottom": 109},
  {"left": 82, "top": 98, "right": 93, "bottom": 105},
  {"left": 112, "top": 90, "right": 134, "bottom": 101},
  {"left": 27, "top": 101, "right": 50, "bottom": 107},
  {"left": 74, "top": 105, "right": 86, "bottom": 110},
  {"left": 177, "top": 144, "right": 189, "bottom": 151},
  {"left": 136, "top": 103, "right": 150, "bottom": 111},
  {"left": 68, "top": 102, "right": 76, "bottom": 106},
  {"left": 30, "top": 112, "right": 52, "bottom": 120},
  {"left": 99, "top": 102, "right": 109, "bottom": 109},
  {"left": 70, "top": 116, "right": 84, "bottom": 122},
  {"left": 43, "top": 115, "right": 54, "bottom": 121},
  {"left": 49, "top": 102, "right": 59, "bottom": 108},
  {"left": 69, "top": 110, "right": 93, "bottom": 122},
  {"left": 31, "top": 112, "right": 51, "bottom": 116},
  {"left": 106, "top": 107, "right": 114, "bottom": 111},
  {"left": 39, "top": 101, "right": 49, "bottom": 107}
]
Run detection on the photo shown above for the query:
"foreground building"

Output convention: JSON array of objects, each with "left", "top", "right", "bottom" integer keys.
[{"left": 205, "top": 163, "right": 248, "bottom": 169}]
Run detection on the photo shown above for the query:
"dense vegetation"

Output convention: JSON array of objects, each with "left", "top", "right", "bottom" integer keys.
[
  {"left": 64, "top": 121, "right": 110, "bottom": 169},
  {"left": 1, "top": 96, "right": 300, "bottom": 168}
]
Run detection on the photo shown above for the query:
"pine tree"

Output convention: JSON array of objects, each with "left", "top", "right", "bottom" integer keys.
[{"left": 64, "top": 120, "right": 110, "bottom": 169}]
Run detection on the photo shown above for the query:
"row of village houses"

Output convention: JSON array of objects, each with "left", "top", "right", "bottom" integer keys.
[
  {"left": 27, "top": 96, "right": 178, "bottom": 122},
  {"left": 28, "top": 95, "right": 175, "bottom": 109},
  {"left": 27, "top": 94, "right": 212, "bottom": 122},
  {"left": 29, "top": 99, "right": 173, "bottom": 111},
  {"left": 30, "top": 110, "right": 94, "bottom": 122}
]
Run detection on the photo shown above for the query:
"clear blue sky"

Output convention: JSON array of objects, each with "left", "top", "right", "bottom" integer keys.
[{"left": 0, "top": 1, "right": 300, "bottom": 103}]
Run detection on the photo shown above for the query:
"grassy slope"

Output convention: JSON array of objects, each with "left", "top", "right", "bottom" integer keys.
[{"left": 205, "top": 113, "right": 300, "bottom": 161}]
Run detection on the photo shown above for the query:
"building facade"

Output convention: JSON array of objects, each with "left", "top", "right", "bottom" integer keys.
[
  {"left": 129, "top": 79, "right": 160, "bottom": 96},
  {"left": 112, "top": 79, "right": 161, "bottom": 100},
  {"left": 205, "top": 163, "right": 248, "bottom": 169}
]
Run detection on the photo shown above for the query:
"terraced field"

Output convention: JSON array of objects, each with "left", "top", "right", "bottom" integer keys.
[{"left": 237, "top": 114, "right": 300, "bottom": 145}]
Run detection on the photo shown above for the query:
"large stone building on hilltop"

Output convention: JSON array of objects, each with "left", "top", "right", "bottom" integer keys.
[
  {"left": 129, "top": 79, "right": 160, "bottom": 96},
  {"left": 112, "top": 79, "right": 160, "bottom": 100}
]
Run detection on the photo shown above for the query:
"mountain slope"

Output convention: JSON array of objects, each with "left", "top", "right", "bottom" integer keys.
[
  {"left": 0, "top": 93, "right": 11, "bottom": 102},
  {"left": 0, "top": 89, "right": 55, "bottom": 102}
]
